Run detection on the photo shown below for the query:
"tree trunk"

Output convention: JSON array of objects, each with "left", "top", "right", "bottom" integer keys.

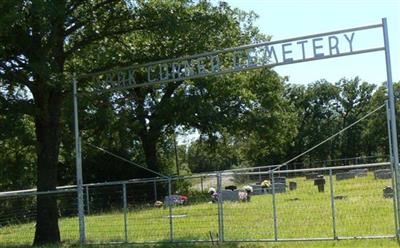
[
  {"left": 33, "top": 88, "right": 62, "bottom": 245},
  {"left": 141, "top": 135, "right": 161, "bottom": 177}
]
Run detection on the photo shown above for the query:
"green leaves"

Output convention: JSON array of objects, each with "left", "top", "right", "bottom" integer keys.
[{"left": 285, "top": 78, "right": 391, "bottom": 167}]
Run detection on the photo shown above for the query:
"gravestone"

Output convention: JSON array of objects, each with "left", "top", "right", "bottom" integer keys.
[
  {"left": 374, "top": 169, "right": 392, "bottom": 179},
  {"left": 349, "top": 168, "right": 368, "bottom": 177},
  {"left": 221, "top": 190, "right": 240, "bottom": 202},
  {"left": 289, "top": 181, "right": 297, "bottom": 191},
  {"left": 336, "top": 172, "right": 355, "bottom": 181},
  {"left": 266, "top": 183, "right": 286, "bottom": 194},
  {"left": 164, "top": 195, "right": 182, "bottom": 207},
  {"left": 383, "top": 186, "right": 394, "bottom": 198},
  {"left": 250, "top": 184, "right": 264, "bottom": 195},
  {"left": 314, "top": 175, "right": 325, "bottom": 192},
  {"left": 305, "top": 172, "right": 318, "bottom": 180}
]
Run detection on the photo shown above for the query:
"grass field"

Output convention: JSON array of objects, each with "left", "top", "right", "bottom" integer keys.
[
  {"left": 6, "top": 239, "right": 400, "bottom": 248},
  {"left": 0, "top": 171, "right": 398, "bottom": 247}
]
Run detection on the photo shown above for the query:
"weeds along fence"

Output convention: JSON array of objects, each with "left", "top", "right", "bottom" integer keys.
[{"left": 0, "top": 162, "right": 397, "bottom": 246}]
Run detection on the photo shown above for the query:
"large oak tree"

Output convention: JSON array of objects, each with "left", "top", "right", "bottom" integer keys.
[{"left": 0, "top": 0, "right": 266, "bottom": 244}]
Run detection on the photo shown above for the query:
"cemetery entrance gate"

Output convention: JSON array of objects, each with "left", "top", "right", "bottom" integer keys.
[{"left": 73, "top": 18, "right": 399, "bottom": 243}]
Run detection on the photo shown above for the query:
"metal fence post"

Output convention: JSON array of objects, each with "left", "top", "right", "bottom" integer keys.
[
  {"left": 200, "top": 176, "right": 204, "bottom": 193},
  {"left": 285, "top": 164, "right": 289, "bottom": 178},
  {"left": 153, "top": 180, "right": 157, "bottom": 202},
  {"left": 122, "top": 183, "right": 128, "bottom": 243},
  {"left": 168, "top": 177, "right": 173, "bottom": 242},
  {"left": 258, "top": 168, "right": 262, "bottom": 182},
  {"left": 217, "top": 172, "right": 224, "bottom": 242},
  {"left": 329, "top": 169, "right": 337, "bottom": 240},
  {"left": 85, "top": 186, "right": 90, "bottom": 215},
  {"left": 386, "top": 101, "right": 399, "bottom": 235},
  {"left": 271, "top": 174, "right": 278, "bottom": 241},
  {"left": 383, "top": 17, "right": 400, "bottom": 236},
  {"left": 73, "top": 76, "right": 85, "bottom": 243}
]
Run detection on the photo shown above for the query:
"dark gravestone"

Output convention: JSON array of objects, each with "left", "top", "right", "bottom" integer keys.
[
  {"left": 289, "top": 181, "right": 297, "bottom": 191},
  {"left": 266, "top": 183, "right": 286, "bottom": 194},
  {"left": 314, "top": 175, "right": 325, "bottom": 192},
  {"left": 374, "top": 169, "right": 392, "bottom": 180},
  {"left": 336, "top": 172, "right": 355, "bottom": 181},
  {"left": 383, "top": 186, "right": 394, "bottom": 198},
  {"left": 250, "top": 184, "right": 264, "bottom": 195},
  {"left": 221, "top": 190, "right": 239, "bottom": 202}
]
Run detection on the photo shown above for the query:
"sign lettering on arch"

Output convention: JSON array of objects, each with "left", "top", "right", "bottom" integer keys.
[{"left": 88, "top": 23, "right": 385, "bottom": 92}]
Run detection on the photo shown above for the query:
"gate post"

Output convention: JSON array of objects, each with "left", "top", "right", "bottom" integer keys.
[
  {"left": 73, "top": 75, "right": 86, "bottom": 243},
  {"left": 382, "top": 17, "right": 400, "bottom": 236},
  {"left": 386, "top": 101, "right": 399, "bottom": 235}
]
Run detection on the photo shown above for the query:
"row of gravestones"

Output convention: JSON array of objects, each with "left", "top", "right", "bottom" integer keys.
[
  {"left": 222, "top": 168, "right": 394, "bottom": 202},
  {"left": 221, "top": 177, "right": 298, "bottom": 202},
  {"left": 374, "top": 169, "right": 392, "bottom": 179},
  {"left": 306, "top": 169, "right": 395, "bottom": 199},
  {"left": 250, "top": 177, "right": 297, "bottom": 195},
  {"left": 305, "top": 169, "right": 392, "bottom": 181},
  {"left": 163, "top": 169, "right": 394, "bottom": 205},
  {"left": 336, "top": 169, "right": 368, "bottom": 180},
  {"left": 248, "top": 177, "right": 286, "bottom": 196},
  {"left": 376, "top": 170, "right": 394, "bottom": 199},
  {"left": 336, "top": 169, "right": 392, "bottom": 180}
]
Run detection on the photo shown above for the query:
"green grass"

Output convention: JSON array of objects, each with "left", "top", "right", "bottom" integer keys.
[
  {"left": 0, "top": 173, "right": 397, "bottom": 247},
  {"left": 4, "top": 240, "right": 400, "bottom": 248}
]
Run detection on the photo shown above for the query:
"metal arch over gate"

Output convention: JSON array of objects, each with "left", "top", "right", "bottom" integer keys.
[{"left": 73, "top": 18, "right": 400, "bottom": 243}]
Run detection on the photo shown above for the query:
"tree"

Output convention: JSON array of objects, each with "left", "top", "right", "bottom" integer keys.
[
  {"left": 182, "top": 68, "right": 296, "bottom": 172},
  {"left": 285, "top": 77, "right": 388, "bottom": 167},
  {"left": 286, "top": 80, "right": 340, "bottom": 166},
  {"left": 0, "top": 0, "right": 171, "bottom": 244},
  {"left": 0, "top": 0, "right": 267, "bottom": 243},
  {"left": 0, "top": 86, "right": 36, "bottom": 190},
  {"left": 361, "top": 82, "right": 400, "bottom": 159},
  {"left": 335, "top": 77, "right": 376, "bottom": 159},
  {"left": 74, "top": 1, "right": 267, "bottom": 176}
]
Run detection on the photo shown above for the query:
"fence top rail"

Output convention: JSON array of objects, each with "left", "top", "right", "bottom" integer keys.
[
  {"left": 299, "top": 155, "right": 388, "bottom": 165},
  {"left": 0, "top": 187, "right": 77, "bottom": 198},
  {"left": 225, "top": 162, "right": 390, "bottom": 176},
  {"left": 0, "top": 161, "right": 390, "bottom": 198}
]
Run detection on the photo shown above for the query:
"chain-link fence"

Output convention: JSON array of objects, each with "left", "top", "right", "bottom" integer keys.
[
  {"left": 0, "top": 188, "right": 79, "bottom": 246},
  {"left": 0, "top": 162, "right": 396, "bottom": 246}
]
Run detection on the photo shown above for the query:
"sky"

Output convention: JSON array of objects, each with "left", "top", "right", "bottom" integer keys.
[
  {"left": 179, "top": 0, "right": 399, "bottom": 145},
  {"left": 224, "top": 0, "right": 400, "bottom": 86}
]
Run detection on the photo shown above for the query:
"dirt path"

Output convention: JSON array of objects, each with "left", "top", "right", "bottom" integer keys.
[{"left": 191, "top": 175, "right": 235, "bottom": 192}]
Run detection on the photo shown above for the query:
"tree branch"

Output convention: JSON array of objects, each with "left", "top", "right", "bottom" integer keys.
[{"left": 65, "top": 25, "right": 142, "bottom": 58}]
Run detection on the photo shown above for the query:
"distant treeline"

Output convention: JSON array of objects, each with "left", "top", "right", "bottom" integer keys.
[{"left": 1, "top": 76, "right": 397, "bottom": 191}]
